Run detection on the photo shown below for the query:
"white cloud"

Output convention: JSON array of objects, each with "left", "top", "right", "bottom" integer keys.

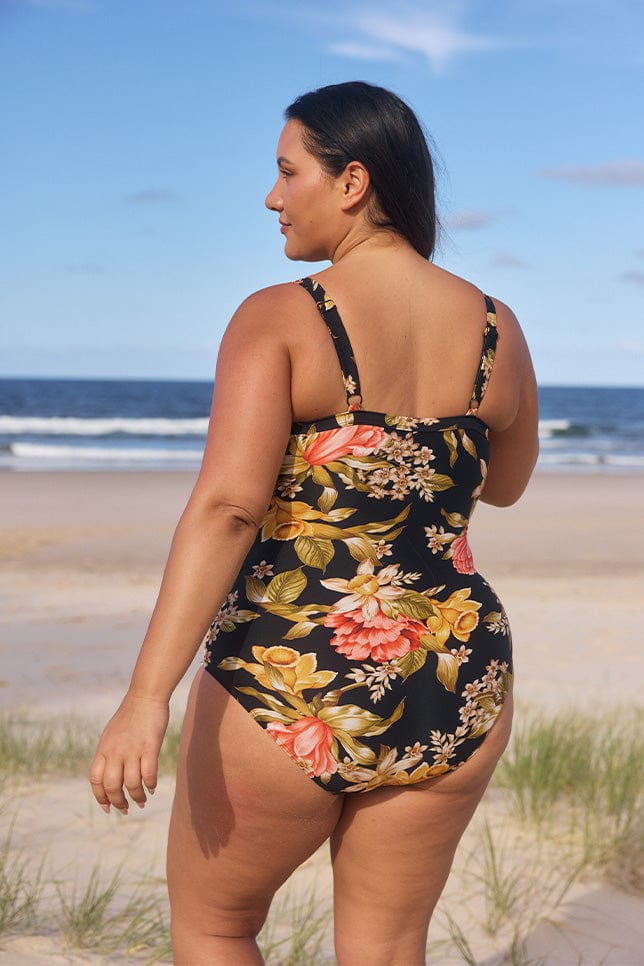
[
  {"left": 443, "top": 209, "right": 497, "bottom": 230},
  {"left": 355, "top": 9, "right": 502, "bottom": 72},
  {"left": 328, "top": 42, "right": 401, "bottom": 62},
  {"left": 319, "top": 3, "right": 504, "bottom": 72},
  {"left": 540, "top": 161, "right": 644, "bottom": 186}
]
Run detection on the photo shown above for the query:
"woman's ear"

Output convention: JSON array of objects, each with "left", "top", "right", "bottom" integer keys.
[{"left": 338, "top": 161, "right": 371, "bottom": 211}]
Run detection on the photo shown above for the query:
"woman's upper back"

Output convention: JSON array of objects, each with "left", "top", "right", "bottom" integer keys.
[{"left": 284, "top": 251, "right": 526, "bottom": 436}]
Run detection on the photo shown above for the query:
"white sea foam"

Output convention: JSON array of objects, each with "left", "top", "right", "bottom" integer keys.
[
  {"left": 537, "top": 451, "right": 644, "bottom": 469},
  {"left": 538, "top": 419, "right": 572, "bottom": 438},
  {"left": 8, "top": 442, "right": 202, "bottom": 464},
  {"left": 0, "top": 416, "right": 209, "bottom": 436}
]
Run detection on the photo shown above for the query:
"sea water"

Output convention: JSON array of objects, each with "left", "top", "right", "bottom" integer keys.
[{"left": 1, "top": 378, "right": 643, "bottom": 472}]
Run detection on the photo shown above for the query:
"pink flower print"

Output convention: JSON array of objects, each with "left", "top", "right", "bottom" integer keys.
[
  {"left": 303, "top": 425, "right": 387, "bottom": 466},
  {"left": 451, "top": 532, "right": 475, "bottom": 575},
  {"left": 324, "top": 608, "right": 424, "bottom": 663},
  {"left": 267, "top": 717, "right": 337, "bottom": 777}
]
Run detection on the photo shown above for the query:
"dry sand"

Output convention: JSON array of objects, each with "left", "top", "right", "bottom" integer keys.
[{"left": 1, "top": 469, "right": 643, "bottom": 963}]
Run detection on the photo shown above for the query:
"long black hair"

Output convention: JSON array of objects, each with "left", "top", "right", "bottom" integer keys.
[{"left": 285, "top": 81, "right": 439, "bottom": 260}]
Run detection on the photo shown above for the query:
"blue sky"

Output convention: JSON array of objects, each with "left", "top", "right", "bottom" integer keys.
[{"left": 2, "top": 0, "right": 643, "bottom": 386}]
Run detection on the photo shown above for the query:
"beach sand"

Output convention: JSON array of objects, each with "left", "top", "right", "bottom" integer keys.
[{"left": 1, "top": 470, "right": 643, "bottom": 963}]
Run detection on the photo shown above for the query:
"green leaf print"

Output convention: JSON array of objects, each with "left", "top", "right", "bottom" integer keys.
[
  {"left": 395, "top": 649, "right": 429, "bottom": 680},
  {"left": 217, "top": 656, "right": 245, "bottom": 671},
  {"left": 461, "top": 431, "right": 477, "bottom": 460},
  {"left": 317, "top": 487, "right": 338, "bottom": 512},
  {"left": 435, "top": 653, "right": 460, "bottom": 693},
  {"left": 282, "top": 620, "right": 320, "bottom": 640},
  {"left": 331, "top": 731, "right": 378, "bottom": 764},
  {"left": 266, "top": 568, "right": 307, "bottom": 604},
  {"left": 294, "top": 535, "right": 335, "bottom": 570},
  {"left": 443, "top": 430, "right": 458, "bottom": 467},
  {"left": 429, "top": 473, "right": 456, "bottom": 492},
  {"left": 394, "top": 592, "right": 436, "bottom": 620},
  {"left": 245, "top": 576, "right": 268, "bottom": 603}
]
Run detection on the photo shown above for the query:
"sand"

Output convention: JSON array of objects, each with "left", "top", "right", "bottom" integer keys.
[{"left": 1, "top": 469, "right": 643, "bottom": 963}]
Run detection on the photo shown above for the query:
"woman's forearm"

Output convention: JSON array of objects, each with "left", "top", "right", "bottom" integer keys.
[{"left": 127, "top": 499, "right": 259, "bottom": 703}]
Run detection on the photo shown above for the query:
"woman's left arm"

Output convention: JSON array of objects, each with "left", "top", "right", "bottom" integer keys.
[{"left": 89, "top": 286, "right": 294, "bottom": 813}]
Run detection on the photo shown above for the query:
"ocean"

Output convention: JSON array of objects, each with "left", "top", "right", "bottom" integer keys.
[{"left": 1, "top": 378, "right": 643, "bottom": 473}]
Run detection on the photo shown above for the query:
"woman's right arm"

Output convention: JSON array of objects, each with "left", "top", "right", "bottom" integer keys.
[
  {"left": 89, "top": 285, "right": 296, "bottom": 814},
  {"left": 479, "top": 302, "right": 540, "bottom": 507}
]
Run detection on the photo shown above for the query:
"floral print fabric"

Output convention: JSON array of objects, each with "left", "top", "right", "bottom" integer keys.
[{"left": 203, "top": 278, "right": 512, "bottom": 793}]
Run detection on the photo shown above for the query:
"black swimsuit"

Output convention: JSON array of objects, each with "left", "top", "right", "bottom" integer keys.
[{"left": 203, "top": 277, "right": 512, "bottom": 793}]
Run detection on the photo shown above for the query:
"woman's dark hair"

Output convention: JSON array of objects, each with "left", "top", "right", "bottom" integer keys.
[{"left": 285, "top": 81, "right": 438, "bottom": 260}]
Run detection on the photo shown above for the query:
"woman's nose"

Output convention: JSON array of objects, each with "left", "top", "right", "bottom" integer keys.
[{"left": 265, "top": 181, "right": 282, "bottom": 211}]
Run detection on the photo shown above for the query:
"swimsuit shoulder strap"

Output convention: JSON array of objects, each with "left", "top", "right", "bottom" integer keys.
[
  {"left": 467, "top": 294, "right": 499, "bottom": 414},
  {"left": 299, "top": 276, "right": 362, "bottom": 410}
]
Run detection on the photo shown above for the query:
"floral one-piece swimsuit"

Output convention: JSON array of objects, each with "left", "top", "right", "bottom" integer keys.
[{"left": 203, "top": 277, "right": 512, "bottom": 793}]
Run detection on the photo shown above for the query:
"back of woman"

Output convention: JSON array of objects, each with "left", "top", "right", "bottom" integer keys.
[{"left": 91, "top": 81, "right": 539, "bottom": 965}]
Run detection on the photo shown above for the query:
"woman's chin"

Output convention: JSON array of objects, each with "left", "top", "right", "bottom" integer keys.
[{"left": 284, "top": 245, "right": 327, "bottom": 263}]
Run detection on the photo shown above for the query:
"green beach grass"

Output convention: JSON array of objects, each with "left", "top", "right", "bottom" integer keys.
[{"left": 0, "top": 706, "right": 641, "bottom": 963}]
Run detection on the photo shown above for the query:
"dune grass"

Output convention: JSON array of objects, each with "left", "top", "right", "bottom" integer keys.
[
  {"left": 0, "top": 713, "right": 183, "bottom": 780},
  {"left": 495, "top": 706, "right": 644, "bottom": 888},
  {"left": 258, "top": 884, "right": 332, "bottom": 966},
  {"left": 0, "top": 821, "right": 44, "bottom": 935},
  {"left": 0, "top": 714, "right": 99, "bottom": 777},
  {"left": 56, "top": 864, "right": 170, "bottom": 960},
  {"left": 0, "top": 704, "right": 641, "bottom": 963},
  {"left": 495, "top": 707, "right": 643, "bottom": 825}
]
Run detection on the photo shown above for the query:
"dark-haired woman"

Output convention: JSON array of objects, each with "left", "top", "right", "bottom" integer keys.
[{"left": 91, "top": 82, "right": 538, "bottom": 965}]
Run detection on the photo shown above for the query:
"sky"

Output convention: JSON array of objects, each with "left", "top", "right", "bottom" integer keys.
[{"left": 1, "top": 0, "right": 643, "bottom": 386}]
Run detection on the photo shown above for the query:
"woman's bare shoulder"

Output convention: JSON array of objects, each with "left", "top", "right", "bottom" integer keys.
[
  {"left": 487, "top": 296, "right": 531, "bottom": 361},
  {"left": 235, "top": 280, "right": 309, "bottom": 314}
]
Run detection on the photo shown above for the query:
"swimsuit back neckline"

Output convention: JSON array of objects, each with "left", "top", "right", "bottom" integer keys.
[{"left": 298, "top": 276, "right": 498, "bottom": 429}]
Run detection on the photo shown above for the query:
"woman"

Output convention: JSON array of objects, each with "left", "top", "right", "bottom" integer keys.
[{"left": 90, "top": 81, "right": 538, "bottom": 965}]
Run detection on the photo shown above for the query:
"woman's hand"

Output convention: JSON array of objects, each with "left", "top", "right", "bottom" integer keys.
[{"left": 89, "top": 691, "right": 170, "bottom": 814}]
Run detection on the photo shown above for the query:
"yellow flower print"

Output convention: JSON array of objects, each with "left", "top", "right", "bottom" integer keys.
[
  {"left": 337, "top": 744, "right": 449, "bottom": 792},
  {"left": 321, "top": 559, "right": 408, "bottom": 621},
  {"left": 261, "top": 498, "right": 325, "bottom": 541},
  {"left": 424, "top": 588, "right": 481, "bottom": 647},
  {"left": 218, "top": 645, "right": 337, "bottom": 696}
]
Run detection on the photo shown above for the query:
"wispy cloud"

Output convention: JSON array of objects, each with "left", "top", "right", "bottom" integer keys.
[
  {"left": 492, "top": 251, "right": 528, "bottom": 269},
  {"left": 443, "top": 209, "right": 497, "bottom": 231},
  {"left": 619, "top": 270, "right": 644, "bottom": 286},
  {"left": 328, "top": 4, "right": 504, "bottom": 72},
  {"left": 125, "top": 189, "right": 183, "bottom": 205},
  {"left": 540, "top": 161, "right": 644, "bottom": 186},
  {"left": 328, "top": 41, "right": 401, "bottom": 62}
]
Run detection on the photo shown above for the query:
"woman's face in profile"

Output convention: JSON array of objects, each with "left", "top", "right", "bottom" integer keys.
[{"left": 265, "top": 119, "right": 341, "bottom": 262}]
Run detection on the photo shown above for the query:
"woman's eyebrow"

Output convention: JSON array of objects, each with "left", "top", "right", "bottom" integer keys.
[{"left": 277, "top": 156, "right": 293, "bottom": 165}]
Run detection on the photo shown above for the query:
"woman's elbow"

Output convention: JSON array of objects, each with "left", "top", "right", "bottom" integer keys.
[
  {"left": 481, "top": 445, "right": 539, "bottom": 507},
  {"left": 480, "top": 485, "right": 527, "bottom": 508}
]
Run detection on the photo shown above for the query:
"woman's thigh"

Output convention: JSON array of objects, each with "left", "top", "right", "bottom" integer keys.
[
  {"left": 330, "top": 694, "right": 513, "bottom": 965},
  {"left": 167, "top": 668, "right": 342, "bottom": 936}
]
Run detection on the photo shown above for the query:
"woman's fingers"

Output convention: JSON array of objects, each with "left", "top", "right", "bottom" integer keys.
[
  {"left": 101, "top": 757, "right": 129, "bottom": 813},
  {"left": 89, "top": 695, "right": 168, "bottom": 815},
  {"left": 90, "top": 747, "right": 160, "bottom": 813},
  {"left": 124, "top": 757, "right": 149, "bottom": 809},
  {"left": 140, "top": 749, "right": 159, "bottom": 797},
  {"left": 88, "top": 753, "right": 111, "bottom": 813}
]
